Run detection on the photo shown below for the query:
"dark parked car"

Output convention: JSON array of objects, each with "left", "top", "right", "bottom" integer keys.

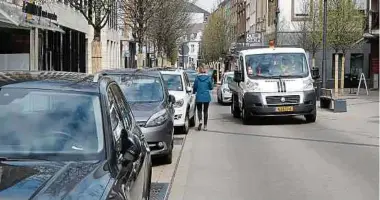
[
  {"left": 0, "top": 71, "right": 152, "bottom": 200},
  {"left": 96, "top": 69, "right": 176, "bottom": 164}
]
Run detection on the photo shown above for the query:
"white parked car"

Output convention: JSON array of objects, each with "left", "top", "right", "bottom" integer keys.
[
  {"left": 217, "top": 72, "right": 234, "bottom": 104},
  {"left": 159, "top": 69, "right": 196, "bottom": 134}
]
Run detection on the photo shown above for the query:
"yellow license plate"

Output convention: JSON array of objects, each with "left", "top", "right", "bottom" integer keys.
[{"left": 276, "top": 106, "right": 294, "bottom": 112}]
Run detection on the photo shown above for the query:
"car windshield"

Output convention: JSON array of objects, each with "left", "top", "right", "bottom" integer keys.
[
  {"left": 245, "top": 53, "right": 309, "bottom": 79},
  {"left": 112, "top": 75, "right": 164, "bottom": 103},
  {"left": 162, "top": 74, "right": 183, "bottom": 91},
  {"left": 224, "top": 74, "right": 234, "bottom": 84},
  {"left": 0, "top": 88, "right": 104, "bottom": 160},
  {"left": 186, "top": 72, "right": 197, "bottom": 83}
]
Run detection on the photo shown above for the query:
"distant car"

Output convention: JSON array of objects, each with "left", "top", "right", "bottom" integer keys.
[
  {"left": 184, "top": 69, "right": 197, "bottom": 86},
  {"left": 98, "top": 69, "right": 176, "bottom": 164},
  {"left": 158, "top": 68, "right": 196, "bottom": 134},
  {"left": 0, "top": 71, "right": 152, "bottom": 200},
  {"left": 217, "top": 71, "right": 234, "bottom": 104}
]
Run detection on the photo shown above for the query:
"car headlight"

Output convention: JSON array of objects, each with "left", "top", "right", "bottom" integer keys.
[
  {"left": 174, "top": 99, "right": 184, "bottom": 108},
  {"left": 222, "top": 88, "right": 230, "bottom": 93},
  {"left": 303, "top": 79, "right": 314, "bottom": 91},
  {"left": 246, "top": 79, "right": 260, "bottom": 92},
  {"left": 146, "top": 109, "right": 168, "bottom": 127}
]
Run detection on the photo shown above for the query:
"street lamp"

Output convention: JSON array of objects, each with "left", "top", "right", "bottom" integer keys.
[{"left": 322, "top": 0, "right": 328, "bottom": 88}]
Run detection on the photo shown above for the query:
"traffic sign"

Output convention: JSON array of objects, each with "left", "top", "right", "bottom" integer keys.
[{"left": 246, "top": 33, "right": 262, "bottom": 43}]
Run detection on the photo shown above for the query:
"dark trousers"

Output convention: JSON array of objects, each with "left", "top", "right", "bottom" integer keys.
[{"left": 196, "top": 102, "right": 210, "bottom": 125}]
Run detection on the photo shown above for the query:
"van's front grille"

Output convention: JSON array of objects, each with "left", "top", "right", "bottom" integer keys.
[{"left": 266, "top": 95, "right": 300, "bottom": 105}]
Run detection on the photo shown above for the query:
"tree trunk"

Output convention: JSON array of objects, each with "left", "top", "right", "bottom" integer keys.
[
  {"left": 92, "top": 29, "right": 102, "bottom": 73},
  {"left": 340, "top": 54, "right": 345, "bottom": 95},
  {"left": 334, "top": 53, "right": 339, "bottom": 97}
]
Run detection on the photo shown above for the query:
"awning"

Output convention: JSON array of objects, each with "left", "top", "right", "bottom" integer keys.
[
  {"left": 20, "top": 17, "right": 65, "bottom": 33},
  {"left": 0, "top": 1, "right": 64, "bottom": 33}
]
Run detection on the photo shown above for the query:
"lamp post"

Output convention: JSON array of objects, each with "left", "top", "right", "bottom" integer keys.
[
  {"left": 274, "top": 1, "right": 280, "bottom": 46},
  {"left": 322, "top": 0, "right": 328, "bottom": 88}
]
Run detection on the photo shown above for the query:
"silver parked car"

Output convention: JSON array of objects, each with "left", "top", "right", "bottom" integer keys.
[
  {"left": 98, "top": 69, "right": 176, "bottom": 164},
  {"left": 217, "top": 71, "right": 234, "bottom": 104}
]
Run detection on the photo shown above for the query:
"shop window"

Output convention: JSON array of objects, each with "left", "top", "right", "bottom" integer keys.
[
  {"left": 0, "top": 28, "right": 30, "bottom": 54},
  {"left": 350, "top": 53, "right": 366, "bottom": 78}
]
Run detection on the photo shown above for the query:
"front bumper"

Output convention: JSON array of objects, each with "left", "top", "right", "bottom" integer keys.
[
  {"left": 243, "top": 90, "right": 316, "bottom": 117},
  {"left": 173, "top": 107, "right": 186, "bottom": 127},
  {"left": 222, "top": 92, "right": 232, "bottom": 103},
  {"left": 139, "top": 120, "right": 174, "bottom": 156}
]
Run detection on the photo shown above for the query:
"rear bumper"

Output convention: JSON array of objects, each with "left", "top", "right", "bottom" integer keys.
[{"left": 243, "top": 90, "right": 316, "bottom": 117}]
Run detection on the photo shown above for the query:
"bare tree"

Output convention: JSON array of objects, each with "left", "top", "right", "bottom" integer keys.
[
  {"left": 147, "top": 0, "right": 192, "bottom": 66},
  {"left": 68, "top": 0, "right": 115, "bottom": 73},
  {"left": 295, "top": 0, "right": 322, "bottom": 68},
  {"left": 327, "top": 0, "right": 364, "bottom": 95},
  {"left": 201, "top": 7, "right": 233, "bottom": 63},
  {"left": 119, "top": 0, "right": 159, "bottom": 53}
]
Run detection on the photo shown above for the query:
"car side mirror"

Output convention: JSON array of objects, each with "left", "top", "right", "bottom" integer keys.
[
  {"left": 233, "top": 70, "right": 243, "bottom": 83},
  {"left": 117, "top": 129, "right": 141, "bottom": 165},
  {"left": 311, "top": 67, "right": 320, "bottom": 79},
  {"left": 169, "top": 95, "right": 176, "bottom": 104},
  {"left": 186, "top": 86, "right": 192, "bottom": 93}
]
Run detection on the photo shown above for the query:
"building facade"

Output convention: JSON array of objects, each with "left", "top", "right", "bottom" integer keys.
[
  {"left": 363, "top": 0, "right": 379, "bottom": 88},
  {"left": 0, "top": 0, "right": 121, "bottom": 74},
  {"left": 178, "top": 3, "right": 209, "bottom": 69}
]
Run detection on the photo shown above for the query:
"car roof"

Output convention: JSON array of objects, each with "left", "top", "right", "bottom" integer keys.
[
  {"left": 159, "top": 70, "right": 184, "bottom": 75},
  {"left": 0, "top": 71, "right": 99, "bottom": 94},
  {"left": 224, "top": 72, "right": 234, "bottom": 76},
  {"left": 240, "top": 47, "right": 306, "bottom": 56},
  {"left": 100, "top": 68, "right": 162, "bottom": 78}
]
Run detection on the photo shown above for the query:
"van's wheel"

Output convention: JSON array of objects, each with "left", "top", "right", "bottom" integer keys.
[
  {"left": 241, "top": 106, "right": 250, "bottom": 125},
  {"left": 231, "top": 95, "right": 240, "bottom": 118},
  {"left": 305, "top": 113, "right": 317, "bottom": 123}
]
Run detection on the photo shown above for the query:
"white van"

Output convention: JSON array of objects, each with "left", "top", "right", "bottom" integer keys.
[{"left": 228, "top": 46, "right": 320, "bottom": 124}]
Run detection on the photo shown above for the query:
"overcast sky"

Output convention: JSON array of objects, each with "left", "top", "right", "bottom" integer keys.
[{"left": 195, "top": 0, "right": 219, "bottom": 12}]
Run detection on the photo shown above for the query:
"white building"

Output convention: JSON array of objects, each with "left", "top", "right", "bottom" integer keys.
[
  {"left": 0, "top": 0, "right": 121, "bottom": 73},
  {"left": 178, "top": 3, "right": 209, "bottom": 69}
]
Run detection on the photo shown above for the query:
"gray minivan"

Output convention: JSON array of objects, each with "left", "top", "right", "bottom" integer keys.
[{"left": 96, "top": 69, "right": 176, "bottom": 164}]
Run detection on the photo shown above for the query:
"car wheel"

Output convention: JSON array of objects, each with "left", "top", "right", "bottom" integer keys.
[
  {"left": 189, "top": 108, "right": 196, "bottom": 127},
  {"left": 145, "top": 165, "right": 152, "bottom": 200},
  {"left": 231, "top": 95, "right": 240, "bottom": 118},
  {"left": 181, "top": 114, "right": 190, "bottom": 134},
  {"left": 305, "top": 113, "right": 317, "bottom": 123},
  {"left": 162, "top": 148, "right": 173, "bottom": 164}
]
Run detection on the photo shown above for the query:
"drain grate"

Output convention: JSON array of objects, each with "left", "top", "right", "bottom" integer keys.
[
  {"left": 150, "top": 182, "right": 169, "bottom": 200},
  {"left": 173, "top": 137, "right": 184, "bottom": 145}
]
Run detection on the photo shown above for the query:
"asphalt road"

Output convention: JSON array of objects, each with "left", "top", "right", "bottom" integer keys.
[{"left": 169, "top": 98, "right": 379, "bottom": 200}]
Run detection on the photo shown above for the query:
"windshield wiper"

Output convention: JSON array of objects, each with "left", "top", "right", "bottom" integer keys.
[
  {"left": 0, "top": 156, "right": 51, "bottom": 162},
  {"left": 271, "top": 75, "right": 305, "bottom": 79}
]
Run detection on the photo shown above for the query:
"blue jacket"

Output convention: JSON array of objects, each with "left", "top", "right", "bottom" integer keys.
[{"left": 193, "top": 73, "right": 213, "bottom": 103}]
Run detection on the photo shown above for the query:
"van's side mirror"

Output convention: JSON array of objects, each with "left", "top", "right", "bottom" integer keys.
[
  {"left": 117, "top": 129, "right": 141, "bottom": 165},
  {"left": 233, "top": 70, "right": 243, "bottom": 83},
  {"left": 311, "top": 67, "right": 320, "bottom": 79},
  {"left": 169, "top": 95, "right": 176, "bottom": 104},
  {"left": 186, "top": 86, "right": 192, "bottom": 93}
]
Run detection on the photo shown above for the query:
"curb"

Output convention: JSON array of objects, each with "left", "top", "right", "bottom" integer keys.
[{"left": 163, "top": 133, "right": 188, "bottom": 200}]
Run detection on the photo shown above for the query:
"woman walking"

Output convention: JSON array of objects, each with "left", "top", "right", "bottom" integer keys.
[{"left": 193, "top": 65, "right": 213, "bottom": 131}]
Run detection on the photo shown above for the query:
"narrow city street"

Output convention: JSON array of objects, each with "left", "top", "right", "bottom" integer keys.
[{"left": 168, "top": 93, "right": 379, "bottom": 200}]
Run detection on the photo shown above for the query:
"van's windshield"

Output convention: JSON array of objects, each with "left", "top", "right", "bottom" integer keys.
[{"left": 245, "top": 53, "right": 309, "bottom": 79}]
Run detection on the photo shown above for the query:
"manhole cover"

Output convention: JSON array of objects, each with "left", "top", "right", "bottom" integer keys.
[
  {"left": 173, "top": 137, "right": 184, "bottom": 145},
  {"left": 150, "top": 182, "right": 169, "bottom": 200}
]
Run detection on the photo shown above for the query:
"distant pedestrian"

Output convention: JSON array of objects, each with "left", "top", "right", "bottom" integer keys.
[{"left": 193, "top": 65, "right": 213, "bottom": 131}]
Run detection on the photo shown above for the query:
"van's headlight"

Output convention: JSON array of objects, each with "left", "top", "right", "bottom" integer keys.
[
  {"left": 246, "top": 79, "right": 260, "bottom": 92},
  {"left": 146, "top": 109, "right": 168, "bottom": 127},
  {"left": 303, "top": 79, "right": 314, "bottom": 91},
  {"left": 174, "top": 99, "right": 184, "bottom": 108}
]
